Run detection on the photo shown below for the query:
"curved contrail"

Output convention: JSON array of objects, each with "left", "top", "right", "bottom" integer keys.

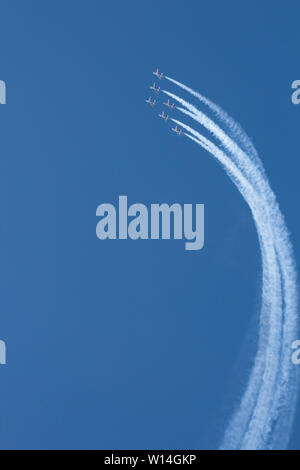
[
  {"left": 161, "top": 78, "right": 299, "bottom": 449},
  {"left": 165, "top": 76, "right": 265, "bottom": 175}
]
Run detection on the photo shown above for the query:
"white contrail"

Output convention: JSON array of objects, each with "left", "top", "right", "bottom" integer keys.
[
  {"left": 165, "top": 76, "right": 265, "bottom": 175},
  {"left": 162, "top": 89, "right": 265, "bottom": 195},
  {"left": 173, "top": 118, "right": 284, "bottom": 448},
  {"left": 164, "top": 81, "right": 298, "bottom": 449},
  {"left": 169, "top": 83, "right": 299, "bottom": 448}
]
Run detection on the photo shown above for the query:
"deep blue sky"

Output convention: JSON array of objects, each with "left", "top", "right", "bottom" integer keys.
[{"left": 0, "top": 0, "right": 299, "bottom": 449}]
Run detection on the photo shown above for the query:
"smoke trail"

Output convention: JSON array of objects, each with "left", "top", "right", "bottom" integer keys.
[
  {"left": 172, "top": 118, "right": 284, "bottom": 448},
  {"left": 164, "top": 82, "right": 298, "bottom": 449},
  {"left": 165, "top": 76, "right": 265, "bottom": 175},
  {"left": 169, "top": 84, "right": 299, "bottom": 448},
  {"left": 162, "top": 89, "right": 265, "bottom": 195}
]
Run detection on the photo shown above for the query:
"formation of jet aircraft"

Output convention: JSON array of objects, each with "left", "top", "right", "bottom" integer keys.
[
  {"left": 159, "top": 110, "right": 169, "bottom": 122},
  {"left": 172, "top": 125, "right": 182, "bottom": 136},
  {"left": 145, "top": 68, "right": 182, "bottom": 135},
  {"left": 153, "top": 68, "right": 164, "bottom": 80},
  {"left": 164, "top": 99, "right": 175, "bottom": 111},
  {"left": 150, "top": 82, "right": 160, "bottom": 94},
  {"left": 145, "top": 96, "right": 156, "bottom": 107}
]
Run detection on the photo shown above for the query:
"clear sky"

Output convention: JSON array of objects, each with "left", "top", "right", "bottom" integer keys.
[{"left": 0, "top": 0, "right": 299, "bottom": 449}]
